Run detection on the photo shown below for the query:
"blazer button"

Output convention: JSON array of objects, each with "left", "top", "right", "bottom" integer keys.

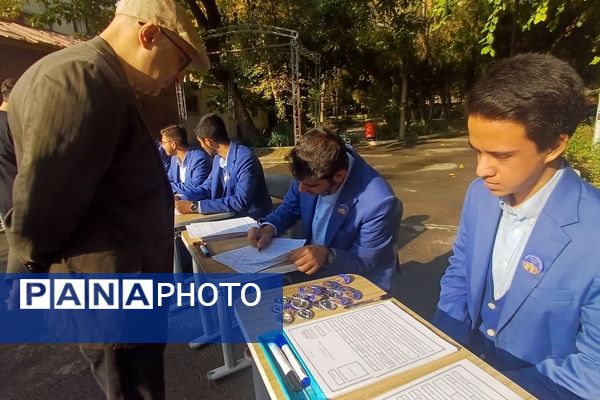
[
  {"left": 486, "top": 328, "right": 496, "bottom": 337},
  {"left": 487, "top": 302, "right": 496, "bottom": 310}
]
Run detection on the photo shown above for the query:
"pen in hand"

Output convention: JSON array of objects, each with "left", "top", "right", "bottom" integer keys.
[{"left": 256, "top": 223, "right": 262, "bottom": 252}]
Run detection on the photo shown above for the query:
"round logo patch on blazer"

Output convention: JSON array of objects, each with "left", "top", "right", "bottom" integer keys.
[
  {"left": 522, "top": 255, "right": 544, "bottom": 275},
  {"left": 337, "top": 204, "right": 349, "bottom": 216}
]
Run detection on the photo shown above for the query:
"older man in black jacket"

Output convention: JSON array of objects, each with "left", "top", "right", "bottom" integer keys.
[{"left": 5, "top": 0, "right": 209, "bottom": 398}]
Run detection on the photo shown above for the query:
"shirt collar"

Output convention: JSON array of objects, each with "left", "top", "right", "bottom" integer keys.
[
  {"left": 219, "top": 145, "right": 232, "bottom": 169},
  {"left": 499, "top": 160, "right": 565, "bottom": 221},
  {"left": 176, "top": 151, "right": 188, "bottom": 168}
]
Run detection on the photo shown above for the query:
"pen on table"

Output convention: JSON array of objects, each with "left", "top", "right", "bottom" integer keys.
[
  {"left": 275, "top": 334, "right": 311, "bottom": 389},
  {"left": 267, "top": 340, "right": 302, "bottom": 392},
  {"left": 196, "top": 241, "right": 211, "bottom": 257},
  {"left": 343, "top": 293, "right": 393, "bottom": 309}
]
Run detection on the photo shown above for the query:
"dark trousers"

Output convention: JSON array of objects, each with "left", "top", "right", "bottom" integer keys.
[{"left": 80, "top": 344, "right": 166, "bottom": 400}]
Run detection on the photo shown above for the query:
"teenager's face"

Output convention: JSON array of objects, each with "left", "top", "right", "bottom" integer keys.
[{"left": 468, "top": 115, "right": 567, "bottom": 206}]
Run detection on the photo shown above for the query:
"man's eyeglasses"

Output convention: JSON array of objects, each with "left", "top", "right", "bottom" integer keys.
[
  {"left": 162, "top": 29, "right": 193, "bottom": 72},
  {"left": 159, "top": 140, "right": 173, "bottom": 145}
]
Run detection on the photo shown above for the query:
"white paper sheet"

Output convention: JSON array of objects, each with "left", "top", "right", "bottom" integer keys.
[
  {"left": 284, "top": 300, "right": 457, "bottom": 398},
  {"left": 212, "top": 238, "right": 306, "bottom": 273},
  {"left": 185, "top": 216, "right": 256, "bottom": 239},
  {"left": 373, "top": 359, "right": 524, "bottom": 400}
]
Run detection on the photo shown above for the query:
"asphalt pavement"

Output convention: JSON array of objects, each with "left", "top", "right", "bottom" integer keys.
[{"left": 0, "top": 134, "right": 476, "bottom": 400}]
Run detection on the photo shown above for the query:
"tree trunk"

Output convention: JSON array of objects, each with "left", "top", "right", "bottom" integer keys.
[
  {"left": 211, "top": 68, "right": 260, "bottom": 141},
  {"left": 398, "top": 60, "right": 408, "bottom": 140}
]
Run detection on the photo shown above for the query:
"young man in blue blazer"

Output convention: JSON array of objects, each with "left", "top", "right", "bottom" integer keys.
[
  {"left": 247, "top": 128, "right": 401, "bottom": 291},
  {"left": 174, "top": 113, "right": 272, "bottom": 220},
  {"left": 159, "top": 124, "right": 211, "bottom": 199},
  {"left": 434, "top": 53, "right": 600, "bottom": 399}
]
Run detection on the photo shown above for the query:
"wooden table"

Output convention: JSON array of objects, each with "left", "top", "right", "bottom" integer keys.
[
  {"left": 247, "top": 274, "right": 534, "bottom": 400},
  {"left": 172, "top": 211, "right": 234, "bottom": 274},
  {"left": 181, "top": 226, "right": 295, "bottom": 381},
  {"left": 180, "top": 216, "right": 301, "bottom": 381}
]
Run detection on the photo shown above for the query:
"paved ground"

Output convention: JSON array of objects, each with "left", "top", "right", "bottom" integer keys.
[{"left": 0, "top": 135, "right": 476, "bottom": 399}]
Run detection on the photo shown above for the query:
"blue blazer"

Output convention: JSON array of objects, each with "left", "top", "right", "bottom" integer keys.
[
  {"left": 167, "top": 148, "right": 211, "bottom": 199},
  {"left": 187, "top": 142, "right": 272, "bottom": 220},
  {"left": 264, "top": 147, "right": 400, "bottom": 291},
  {"left": 436, "top": 166, "right": 600, "bottom": 398}
]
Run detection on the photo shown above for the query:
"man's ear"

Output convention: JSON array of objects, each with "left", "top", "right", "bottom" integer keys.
[
  {"left": 544, "top": 134, "right": 569, "bottom": 163},
  {"left": 138, "top": 23, "right": 160, "bottom": 50},
  {"left": 333, "top": 169, "right": 347, "bottom": 185}
]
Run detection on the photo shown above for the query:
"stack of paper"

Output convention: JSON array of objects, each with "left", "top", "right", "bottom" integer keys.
[
  {"left": 186, "top": 216, "right": 256, "bottom": 240},
  {"left": 284, "top": 300, "right": 458, "bottom": 398},
  {"left": 373, "top": 359, "right": 523, "bottom": 400},
  {"left": 212, "top": 238, "right": 306, "bottom": 273}
]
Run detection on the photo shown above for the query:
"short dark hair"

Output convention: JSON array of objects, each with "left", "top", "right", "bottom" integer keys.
[
  {"left": 160, "top": 124, "right": 189, "bottom": 147},
  {"left": 288, "top": 128, "right": 349, "bottom": 181},
  {"left": 1, "top": 78, "right": 16, "bottom": 102},
  {"left": 194, "top": 113, "right": 230, "bottom": 144},
  {"left": 466, "top": 53, "right": 586, "bottom": 151}
]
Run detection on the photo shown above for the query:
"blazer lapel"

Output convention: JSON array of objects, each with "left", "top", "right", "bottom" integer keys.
[
  {"left": 210, "top": 158, "right": 221, "bottom": 199},
  {"left": 469, "top": 192, "right": 502, "bottom": 328},
  {"left": 225, "top": 143, "right": 238, "bottom": 196},
  {"left": 183, "top": 152, "right": 192, "bottom": 183},
  {"left": 324, "top": 182, "right": 359, "bottom": 246},
  {"left": 496, "top": 167, "right": 580, "bottom": 332}
]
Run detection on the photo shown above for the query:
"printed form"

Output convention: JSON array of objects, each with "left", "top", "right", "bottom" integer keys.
[
  {"left": 186, "top": 216, "right": 256, "bottom": 239},
  {"left": 373, "top": 359, "right": 524, "bottom": 400},
  {"left": 212, "top": 238, "right": 306, "bottom": 273},
  {"left": 284, "top": 300, "right": 457, "bottom": 398}
]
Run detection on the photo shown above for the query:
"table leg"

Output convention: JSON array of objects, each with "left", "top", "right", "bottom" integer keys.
[
  {"left": 206, "top": 287, "right": 251, "bottom": 380},
  {"left": 188, "top": 260, "right": 220, "bottom": 348}
]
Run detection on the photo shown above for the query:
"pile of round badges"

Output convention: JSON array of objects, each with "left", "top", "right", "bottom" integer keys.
[{"left": 272, "top": 274, "right": 363, "bottom": 324}]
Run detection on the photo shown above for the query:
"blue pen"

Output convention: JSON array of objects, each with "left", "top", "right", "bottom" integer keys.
[{"left": 275, "top": 335, "right": 311, "bottom": 388}]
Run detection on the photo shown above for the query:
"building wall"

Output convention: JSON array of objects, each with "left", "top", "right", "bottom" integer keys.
[
  {"left": 186, "top": 85, "right": 269, "bottom": 141},
  {"left": 21, "top": 0, "right": 86, "bottom": 35}
]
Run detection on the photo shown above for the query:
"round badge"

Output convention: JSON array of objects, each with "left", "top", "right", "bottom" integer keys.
[
  {"left": 522, "top": 255, "right": 544, "bottom": 275},
  {"left": 337, "top": 204, "right": 349, "bottom": 216},
  {"left": 335, "top": 297, "right": 353, "bottom": 307},
  {"left": 291, "top": 297, "right": 310, "bottom": 310},
  {"left": 271, "top": 304, "right": 283, "bottom": 314},
  {"left": 275, "top": 296, "right": 291, "bottom": 305},
  {"left": 297, "top": 309, "right": 315, "bottom": 320},
  {"left": 282, "top": 312, "right": 295, "bottom": 324},
  {"left": 323, "top": 280, "right": 340, "bottom": 289},
  {"left": 319, "top": 299, "right": 338, "bottom": 310},
  {"left": 335, "top": 274, "right": 353, "bottom": 284}
]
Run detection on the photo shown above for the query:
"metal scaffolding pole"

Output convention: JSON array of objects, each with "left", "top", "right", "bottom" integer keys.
[
  {"left": 201, "top": 25, "right": 320, "bottom": 143},
  {"left": 175, "top": 81, "right": 188, "bottom": 126},
  {"left": 290, "top": 38, "right": 302, "bottom": 143}
]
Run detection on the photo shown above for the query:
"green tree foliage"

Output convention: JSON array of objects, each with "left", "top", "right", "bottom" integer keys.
[
  {"left": 0, "top": 0, "right": 24, "bottom": 19},
  {"left": 10, "top": 0, "right": 599, "bottom": 142},
  {"left": 27, "top": 0, "right": 114, "bottom": 35},
  {"left": 479, "top": 0, "right": 600, "bottom": 70}
]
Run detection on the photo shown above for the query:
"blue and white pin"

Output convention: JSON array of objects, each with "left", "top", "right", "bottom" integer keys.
[
  {"left": 522, "top": 255, "right": 544, "bottom": 275},
  {"left": 337, "top": 203, "right": 349, "bottom": 216}
]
